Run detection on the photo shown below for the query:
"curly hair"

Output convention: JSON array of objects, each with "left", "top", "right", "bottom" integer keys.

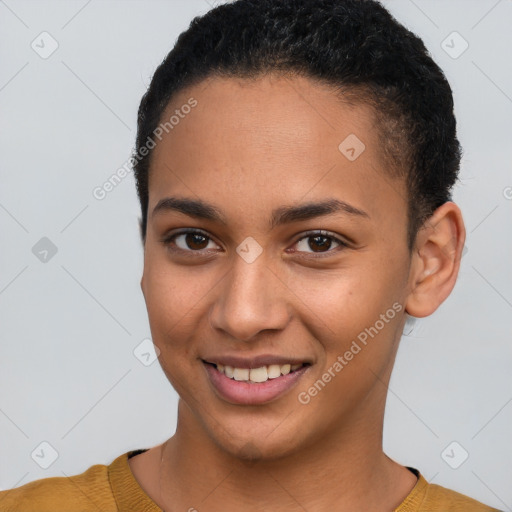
[{"left": 132, "top": 0, "right": 462, "bottom": 252}]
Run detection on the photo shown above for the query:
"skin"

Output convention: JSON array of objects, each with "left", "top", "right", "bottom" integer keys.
[{"left": 129, "top": 74, "right": 466, "bottom": 511}]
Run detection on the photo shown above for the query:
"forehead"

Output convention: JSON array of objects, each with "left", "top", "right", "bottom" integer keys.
[{"left": 148, "top": 74, "right": 407, "bottom": 228}]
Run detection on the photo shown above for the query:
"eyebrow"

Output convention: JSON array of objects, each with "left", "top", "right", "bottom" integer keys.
[{"left": 151, "top": 196, "right": 370, "bottom": 228}]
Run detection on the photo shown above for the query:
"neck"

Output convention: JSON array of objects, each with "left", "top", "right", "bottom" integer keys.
[{"left": 158, "top": 396, "right": 416, "bottom": 512}]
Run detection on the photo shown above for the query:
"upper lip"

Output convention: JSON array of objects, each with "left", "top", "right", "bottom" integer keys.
[{"left": 202, "top": 354, "right": 311, "bottom": 369}]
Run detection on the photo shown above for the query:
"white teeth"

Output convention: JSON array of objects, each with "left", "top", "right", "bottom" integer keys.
[
  {"left": 249, "top": 366, "right": 268, "bottom": 383},
  {"left": 214, "top": 362, "right": 304, "bottom": 382},
  {"left": 233, "top": 368, "right": 249, "bottom": 381},
  {"left": 267, "top": 364, "right": 281, "bottom": 379}
]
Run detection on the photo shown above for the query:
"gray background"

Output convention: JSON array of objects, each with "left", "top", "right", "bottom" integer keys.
[{"left": 1, "top": 0, "right": 511, "bottom": 508}]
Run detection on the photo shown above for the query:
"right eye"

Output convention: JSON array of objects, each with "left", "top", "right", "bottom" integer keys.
[{"left": 161, "top": 228, "right": 221, "bottom": 254}]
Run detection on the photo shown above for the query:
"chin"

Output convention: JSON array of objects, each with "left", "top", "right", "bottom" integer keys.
[
  {"left": 216, "top": 435, "right": 298, "bottom": 463},
  {"left": 200, "top": 414, "right": 308, "bottom": 463}
]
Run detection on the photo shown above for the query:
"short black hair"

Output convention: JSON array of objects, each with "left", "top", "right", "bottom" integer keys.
[{"left": 132, "top": 0, "right": 462, "bottom": 252}]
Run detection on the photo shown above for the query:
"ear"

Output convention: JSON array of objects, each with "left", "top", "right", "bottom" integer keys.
[{"left": 405, "top": 201, "right": 466, "bottom": 318}]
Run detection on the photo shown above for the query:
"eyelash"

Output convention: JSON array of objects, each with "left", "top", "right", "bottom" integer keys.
[{"left": 160, "top": 228, "right": 349, "bottom": 258}]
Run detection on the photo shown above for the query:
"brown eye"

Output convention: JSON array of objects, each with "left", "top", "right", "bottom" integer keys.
[
  {"left": 162, "top": 229, "right": 220, "bottom": 253},
  {"left": 306, "top": 235, "right": 333, "bottom": 252},
  {"left": 293, "top": 230, "right": 348, "bottom": 255},
  {"left": 182, "top": 232, "right": 209, "bottom": 250}
]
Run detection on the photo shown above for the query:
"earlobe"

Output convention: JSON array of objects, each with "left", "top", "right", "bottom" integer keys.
[{"left": 405, "top": 202, "right": 466, "bottom": 318}]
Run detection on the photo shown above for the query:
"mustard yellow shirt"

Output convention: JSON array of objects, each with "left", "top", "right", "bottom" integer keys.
[{"left": 0, "top": 449, "right": 502, "bottom": 511}]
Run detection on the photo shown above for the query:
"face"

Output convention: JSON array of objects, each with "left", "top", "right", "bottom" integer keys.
[{"left": 140, "top": 74, "right": 413, "bottom": 460}]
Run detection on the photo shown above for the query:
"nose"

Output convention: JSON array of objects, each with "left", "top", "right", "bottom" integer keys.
[{"left": 208, "top": 253, "right": 292, "bottom": 342}]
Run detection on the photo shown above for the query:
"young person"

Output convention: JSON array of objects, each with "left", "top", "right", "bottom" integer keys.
[{"left": 0, "top": 0, "right": 501, "bottom": 510}]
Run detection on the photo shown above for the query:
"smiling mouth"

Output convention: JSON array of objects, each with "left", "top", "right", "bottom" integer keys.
[{"left": 203, "top": 361, "right": 309, "bottom": 383}]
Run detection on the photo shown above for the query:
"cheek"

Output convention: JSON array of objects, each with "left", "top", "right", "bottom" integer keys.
[
  {"left": 143, "top": 250, "right": 210, "bottom": 323},
  {"left": 287, "top": 270, "right": 367, "bottom": 334},
  {"left": 142, "top": 264, "right": 201, "bottom": 360},
  {"left": 143, "top": 271, "right": 202, "bottom": 397},
  {"left": 298, "top": 270, "right": 403, "bottom": 358}
]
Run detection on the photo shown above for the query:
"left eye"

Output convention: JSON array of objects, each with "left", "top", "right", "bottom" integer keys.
[{"left": 292, "top": 230, "right": 348, "bottom": 255}]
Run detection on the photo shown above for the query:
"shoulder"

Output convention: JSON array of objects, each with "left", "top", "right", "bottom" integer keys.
[
  {"left": 396, "top": 470, "right": 502, "bottom": 512},
  {"left": 422, "top": 479, "right": 502, "bottom": 511},
  {"left": 0, "top": 456, "right": 120, "bottom": 512}
]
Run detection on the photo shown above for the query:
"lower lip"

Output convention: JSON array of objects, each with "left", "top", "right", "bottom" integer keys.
[{"left": 204, "top": 362, "right": 309, "bottom": 405}]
